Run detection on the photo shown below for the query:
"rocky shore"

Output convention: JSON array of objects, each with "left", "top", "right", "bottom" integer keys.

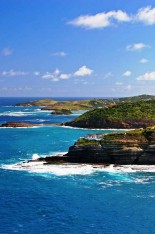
[
  {"left": 0, "top": 122, "right": 37, "bottom": 128},
  {"left": 28, "top": 127, "right": 155, "bottom": 165}
]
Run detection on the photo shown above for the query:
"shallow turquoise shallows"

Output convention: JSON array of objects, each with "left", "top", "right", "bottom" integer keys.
[{"left": 0, "top": 97, "right": 155, "bottom": 234}]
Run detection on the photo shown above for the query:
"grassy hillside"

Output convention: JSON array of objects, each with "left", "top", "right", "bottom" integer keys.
[
  {"left": 116, "top": 94, "right": 155, "bottom": 103},
  {"left": 15, "top": 95, "right": 155, "bottom": 110},
  {"left": 65, "top": 100, "right": 155, "bottom": 128},
  {"left": 76, "top": 127, "right": 153, "bottom": 146}
]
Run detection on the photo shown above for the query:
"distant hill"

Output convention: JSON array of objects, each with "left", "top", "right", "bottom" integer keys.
[
  {"left": 15, "top": 94, "right": 155, "bottom": 111},
  {"left": 64, "top": 100, "right": 155, "bottom": 129},
  {"left": 115, "top": 94, "right": 155, "bottom": 103}
]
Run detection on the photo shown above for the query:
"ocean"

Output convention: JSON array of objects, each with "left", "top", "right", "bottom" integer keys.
[{"left": 0, "top": 97, "right": 155, "bottom": 234}]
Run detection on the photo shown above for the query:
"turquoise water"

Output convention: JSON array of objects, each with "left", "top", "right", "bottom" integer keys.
[{"left": 0, "top": 98, "right": 155, "bottom": 234}]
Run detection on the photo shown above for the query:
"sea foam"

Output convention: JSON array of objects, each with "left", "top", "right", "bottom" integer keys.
[{"left": 2, "top": 160, "right": 155, "bottom": 177}]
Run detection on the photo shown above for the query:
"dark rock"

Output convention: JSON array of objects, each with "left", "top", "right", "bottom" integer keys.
[
  {"left": 0, "top": 122, "right": 36, "bottom": 128},
  {"left": 51, "top": 109, "right": 72, "bottom": 115},
  {"left": 29, "top": 127, "right": 155, "bottom": 165}
]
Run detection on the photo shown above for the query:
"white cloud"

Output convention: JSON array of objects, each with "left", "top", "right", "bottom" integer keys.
[
  {"left": 122, "top": 70, "right": 132, "bottom": 77},
  {"left": 69, "top": 6, "right": 155, "bottom": 30},
  {"left": 60, "top": 74, "right": 71, "bottom": 79},
  {"left": 140, "top": 58, "right": 149, "bottom": 64},
  {"left": 126, "top": 43, "right": 149, "bottom": 51},
  {"left": 34, "top": 71, "right": 40, "bottom": 76},
  {"left": 42, "top": 72, "right": 54, "bottom": 79},
  {"left": 1, "top": 87, "right": 8, "bottom": 91},
  {"left": 0, "top": 86, "right": 32, "bottom": 92},
  {"left": 51, "top": 51, "right": 67, "bottom": 57},
  {"left": 74, "top": 65, "right": 93, "bottom": 76},
  {"left": 42, "top": 69, "right": 61, "bottom": 80},
  {"left": 2, "top": 47, "right": 13, "bottom": 56},
  {"left": 136, "top": 6, "right": 155, "bottom": 25},
  {"left": 69, "top": 10, "right": 131, "bottom": 29},
  {"left": 136, "top": 71, "right": 155, "bottom": 81},
  {"left": 54, "top": 69, "right": 61, "bottom": 75},
  {"left": 124, "top": 84, "right": 132, "bottom": 90},
  {"left": 104, "top": 72, "right": 113, "bottom": 79},
  {"left": 42, "top": 69, "right": 70, "bottom": 82},
  {"left": 1, "top": 70, "right": 28, "bottom": 77},
  {"left": 116, "top": 82, "right": 123, "bottom": 85},
  {"left": 42, "top": 66, "right": 93, "bottom": 82},
  {"left": 52, "top": 78, "right": 59, "bottom": 82}
]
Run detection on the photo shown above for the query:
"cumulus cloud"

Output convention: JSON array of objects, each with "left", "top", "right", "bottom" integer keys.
[
  {"left": 42, "top": 69, "right": 60, "bottom": 81},
  {"left": 60, "top": 74, "right": 71, "bottom": 79},
  {"left": 54, "top": 69, "right": 61, "bottom": 75},
  {"left": 42, "top": 69, "right": 71, "bottom": 81},
  {"left": 74, "top": 66, "right": 93, "bottom": 76},
  {"left": 140, "top": 58, "right": 149, "bottom": 64},
  {"left": 1, "top": 70, "right": 28, "bottom": 77},
  {"left": 104, "top": 72, "right": 113, "bottom": 79},
  {"left": 34, "top": 71, "right": 40, "bottom": 76},
  {"left": 136, "top": 71, "right": 155, "bottom": 81},
  {"left": 126, "top": 43, "right": 149, "bottom": 51},
  {"left": 2, "top": 47, "right": 13, "bottom": 56},
  {"left": 122, "top": 70, "right": 132, "bottom": 77},
  {"left": 136, "top": 6, "right": 155, "bottom": 25},
  {"left": 124, "top": 84, "right": 132, "bottom": 90},
  {"left": 51, "top": 51, "right": 67, "bottom": 57},
  {"left": 42, "top": 65, "right": 93, "bottom": 81},
  {"left": 69, "top": 6, "right": 155, "bottom": 30},
  {"left": 42, "top": 72, "right": 55, "bottom": 79},
  {"left": 69, "top": 10, "right": 131, "bottom": 29}
]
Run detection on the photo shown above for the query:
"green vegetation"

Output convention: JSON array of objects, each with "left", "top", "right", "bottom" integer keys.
[
  {"left": 71, "top": 100, "right": 155, "bottom": 122},
  {"left": 46, "top": 100, "right": 94, "bottom": 110},
  {"left": 116, "top": 94, "right": 155, "bottom": 103},
  {"left": 76, "top": 138, "right": 101, "bottom": 146},
  {"left": 76, "top": 126, "right": 155, "bottom": 147},
  {"left": 51, "top": 109, "right": 72, "bottom": 115},
  {"left": 16, "top": 94, "right": 155, "bottom": 110}
]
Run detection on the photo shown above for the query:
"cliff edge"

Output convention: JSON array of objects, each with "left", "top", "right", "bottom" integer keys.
[{"left": 31, "top": 127, "right": 155, "bottom": 165}]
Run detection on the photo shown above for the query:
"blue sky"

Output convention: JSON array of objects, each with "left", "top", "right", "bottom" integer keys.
[{"left": 0, "top": 0, "right": 155, "bottom": 97}]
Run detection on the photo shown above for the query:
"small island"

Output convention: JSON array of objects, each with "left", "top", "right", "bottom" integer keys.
[
  {"left": 0, "top": 122, "right": 36, "bottom": 128},
  {"left": 51, "top": 109, "right": 72, "bottom": 115}
]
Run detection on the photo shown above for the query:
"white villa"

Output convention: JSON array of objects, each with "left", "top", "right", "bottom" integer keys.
[{"left": 84, "top": 134, "right": 103, "bottom": 141}]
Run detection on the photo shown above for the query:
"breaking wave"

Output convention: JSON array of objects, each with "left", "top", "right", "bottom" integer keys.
[{"left": 2, "top": 158, "right": 155, "bottom": 178}]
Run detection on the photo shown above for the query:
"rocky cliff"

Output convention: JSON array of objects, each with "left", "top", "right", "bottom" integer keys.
[{"left": 30, "top": 127, "right": 155, "bottom": 165}]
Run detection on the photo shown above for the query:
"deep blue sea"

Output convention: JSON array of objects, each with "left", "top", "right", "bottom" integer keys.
[{"left": 0, "top": 97, "right": 155, "bottom": 234}]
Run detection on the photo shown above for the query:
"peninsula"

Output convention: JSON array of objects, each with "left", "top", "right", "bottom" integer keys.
[{"left": 27, "top": 126, "right": 155, "bottom": 165}]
